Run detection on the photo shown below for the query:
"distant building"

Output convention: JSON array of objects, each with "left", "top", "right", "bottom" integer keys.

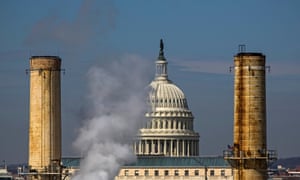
[
  {"left": 61, "top": 158, "right": 80, "bottom": 180},
  {"left": 0, "top": 167, "right": 13, "bottom": 180}
]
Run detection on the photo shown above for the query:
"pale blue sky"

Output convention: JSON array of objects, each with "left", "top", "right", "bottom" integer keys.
[{"left": 0, "top": 0, "right": 299, "bottom": 163}]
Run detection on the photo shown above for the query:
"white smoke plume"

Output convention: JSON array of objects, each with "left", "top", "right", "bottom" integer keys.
[{"left": 72, "top": 54, "right": 151, "bottom": 180}]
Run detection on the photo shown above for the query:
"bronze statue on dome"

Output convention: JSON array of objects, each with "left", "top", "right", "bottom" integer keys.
[{"left": 160, "top": 39, "right": 164, "bottom": 51}]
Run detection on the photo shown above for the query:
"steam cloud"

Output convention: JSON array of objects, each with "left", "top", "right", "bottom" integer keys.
[{"left": 72, "top": 55, "right": 151, "bottom": 180}]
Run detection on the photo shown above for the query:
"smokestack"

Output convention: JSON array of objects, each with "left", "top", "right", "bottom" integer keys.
[
  {"left": 224, "top": 47, "right": 277, "bottom": 179},
  {"left": 28, "top": 56, "right": 62, "bottom": 180},
  {"left": 233, "top": 52, "right": 267, "bottom": 179}
]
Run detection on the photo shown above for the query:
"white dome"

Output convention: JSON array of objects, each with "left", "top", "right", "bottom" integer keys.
[
  {"left": 134, "top": 39, "right": 199, "bottom": 157},
  {"left": 148, "top": 79, "right": 189, "bottom": 110}
]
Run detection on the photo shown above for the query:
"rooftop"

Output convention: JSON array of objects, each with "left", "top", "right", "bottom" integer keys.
[
  {"left": 125, "top": 156, "right": 230, "bottom": 168},
  {"left": 62, "top": 157, "right": 81, "bottom": 168},
  {"left": 61, "top": 156, "right": 231, "bottom": 169}
]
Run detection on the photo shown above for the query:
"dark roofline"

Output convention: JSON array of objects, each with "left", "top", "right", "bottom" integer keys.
[
  {"left": 235, "top": 52, "right": 265, "bottom": 57},
  {"left": 30, "top": 56, "right": 61, "bottom": 60}
]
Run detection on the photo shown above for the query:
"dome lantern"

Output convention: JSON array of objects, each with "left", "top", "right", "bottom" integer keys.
[{"left": 155, "top": 39, "right": 168, "bottom": 80}]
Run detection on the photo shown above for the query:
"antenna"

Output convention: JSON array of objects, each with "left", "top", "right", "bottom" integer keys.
[
  {"left": 238, "top": 44, "right": 246, "bottom": 53},
  {"left": 266, "top": 65, "right": 271, "bottom": 73}
]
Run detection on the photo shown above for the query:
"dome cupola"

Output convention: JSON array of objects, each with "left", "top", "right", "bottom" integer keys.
[
  {"left": 155, "top": 39, "right": 168, "bottom": 80},
  {"left": 148, "top": 39, "right": 189, "bottom": 111}
]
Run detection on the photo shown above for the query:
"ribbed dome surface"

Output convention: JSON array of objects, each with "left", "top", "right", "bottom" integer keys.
[{"left": 148, "top": 79, "right": 188, "bottom": 109}]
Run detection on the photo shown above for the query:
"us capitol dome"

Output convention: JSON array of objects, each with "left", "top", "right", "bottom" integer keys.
[{"left": 134, "top": 39, "right": 200, "bottom": 157}]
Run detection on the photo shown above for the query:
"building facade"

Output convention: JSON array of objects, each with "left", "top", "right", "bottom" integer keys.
[{"left": 116, "top": 157, "right": 232, "bottom": 180}]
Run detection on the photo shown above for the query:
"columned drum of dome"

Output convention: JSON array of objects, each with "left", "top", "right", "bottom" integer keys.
[{"left": 134, "top": 40, "right": 199, "bottom": 157}]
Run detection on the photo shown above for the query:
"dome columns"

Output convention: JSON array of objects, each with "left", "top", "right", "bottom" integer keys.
[
  {"left": 148, "top": 117, "right": 194, "bottom": 131},
  {"left": 134, "top": 138, "right": 199, "bottom": 157}
]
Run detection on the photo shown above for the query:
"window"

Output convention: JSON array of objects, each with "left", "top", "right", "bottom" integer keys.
[
  {"left": 144, "top": 170, "right": 149, "bottom": 176},
  {"left": 174, "top": 170, "right": 179, "bottom": 176},
  {"left": 210, "top": 170, "right": 215, "bottom": 176},
  {"left": 194, "top": 170, "right": 199, "bottom": 176},
  {"left": 134, "top": 170, "right": 139, "bottom": 176},
  {"left": 124, "top": 170, "right": 129, "bottom": 176},
  {"left": 154, "top": 170, "right": 159, "bottom": 176},
  {"left": 221, "top": 169, "right": 225, "bottom": 176},
  {"left": 184, "top": 170, "right": 189, "bottom": 176},
  {"left": 164, "top": 170, "right": 169, "bottom": 176}
]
